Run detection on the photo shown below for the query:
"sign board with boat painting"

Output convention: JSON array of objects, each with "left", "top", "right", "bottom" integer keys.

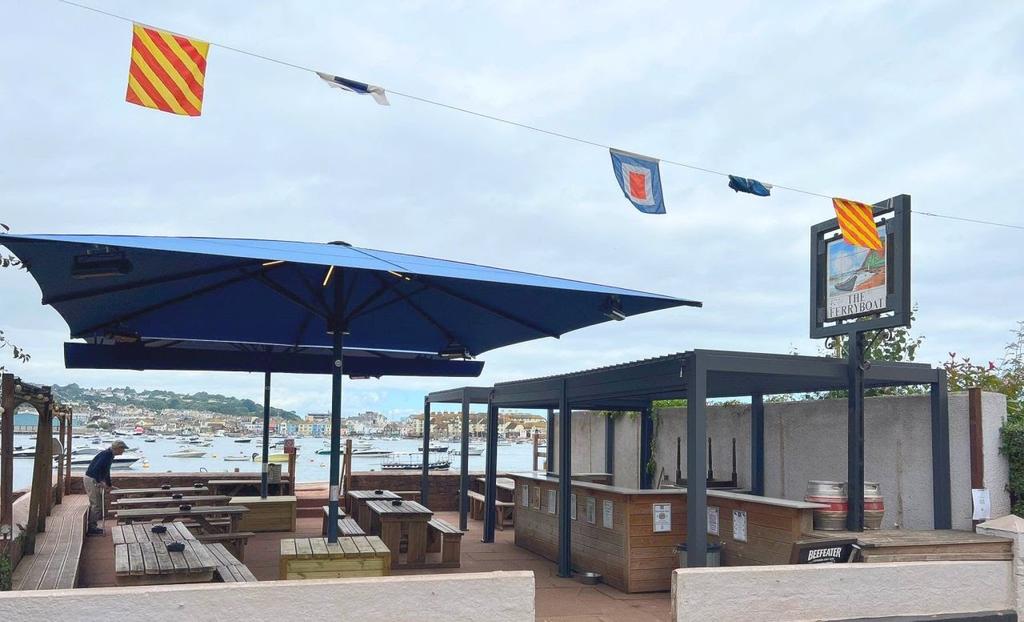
[{"left": 810, "top": 194, "right": 911, "bottom": 338}]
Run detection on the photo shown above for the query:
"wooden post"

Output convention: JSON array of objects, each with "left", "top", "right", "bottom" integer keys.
[
  {"left": 64, "top": 410, "right": 73, "bottom": 496},
  {"left": 342, "top": 439, "right": 353, "bottom": 499},
  {"left": 287, "top": 449, "right": 298, "bottom": 496},
  {"left": 25, "top": 403, "right": 49, "bottom": 552},
  {"left": 532, "top": 431, "right": 539, "bottom": 471},
  {"left": 56, "top": 414, "right": 66, "bottom": 505},
  {"left": 968, "top": 387, "right": 984, "bottom": 529},
  {"left": 0, "top": 374, "right": 13, "bottom": 545}
]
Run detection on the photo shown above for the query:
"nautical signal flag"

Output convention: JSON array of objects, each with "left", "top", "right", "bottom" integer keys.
[
  {"left": 609, "top": 149, "right": 665, "bottom": 214},
  {"left": 126, "top": 24, "right": 209, "bottom": 116},
  {"left": 728, "top": 175, "right": 772, "bottom": 197},
  {"left": 832, "top": 198, "right": 883, "bottom": 251},
  {"left": 316, "top": 72, "right": 390, "bottom": 106}
]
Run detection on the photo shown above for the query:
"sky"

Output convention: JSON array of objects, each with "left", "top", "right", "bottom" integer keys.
[{"left": 1, "top": 1, "right": 1022, "bottom": 419}]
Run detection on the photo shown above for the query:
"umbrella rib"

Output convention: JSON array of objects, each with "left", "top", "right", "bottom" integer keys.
[
  {"left": 414, "top": 276, "right": 560, "bottom": 338},
  {"left": 42, "top": 259, "right": 261, "bottom": 305},
  {"left": 256, "top": 273, "right": 331, "bottom": 320},
  {"left": 369, "top": 273, "right": 460, "bottom": 344},
  {"left": 345, "top": 283, "right": 431, "bottom": 320},
  {"left": 71, "top": 268, "right": 260, "bottom": 338},
  {"left": 340, "top": 281, "right": 394, "bottom": 326}
]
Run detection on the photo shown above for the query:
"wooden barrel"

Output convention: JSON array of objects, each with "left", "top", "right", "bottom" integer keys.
[
  {"left": 805, "top": 480, "right": 847, "bottom": 531},
  {"left": 864, "top": 481, "right": 885, "bottom": 529}
]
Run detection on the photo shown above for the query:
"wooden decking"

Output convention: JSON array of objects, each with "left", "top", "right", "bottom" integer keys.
[
  {"left": 807, "top": 528, "right": 1013, "bottom": 562},
  {"left": 11, "top": 494, "right": 89, "bottom": 590}
]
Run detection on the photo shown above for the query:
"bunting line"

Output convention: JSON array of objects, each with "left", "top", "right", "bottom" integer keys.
[{"left": 52, "top": 0, "right": 1024, "bottom": 231}]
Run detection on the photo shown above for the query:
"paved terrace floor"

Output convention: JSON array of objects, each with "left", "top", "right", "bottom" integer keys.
[{"left": 80, "top": 512, "right": 671, "bottom": 622}]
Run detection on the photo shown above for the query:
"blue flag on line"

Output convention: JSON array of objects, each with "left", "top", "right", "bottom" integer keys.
[
  {"left": 609, "top": 149, "right": 666, "bottom": 214},
  {"left": 728, "top": 175, "right": 772, "bottom": 197},
  {"left": 316, "top": 71, "right": 390, "bottom": 106}
]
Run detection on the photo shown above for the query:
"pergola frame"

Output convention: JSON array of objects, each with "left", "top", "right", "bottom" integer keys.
[{"left": 427, "top": 349, "right": 949, "bottom": 573}]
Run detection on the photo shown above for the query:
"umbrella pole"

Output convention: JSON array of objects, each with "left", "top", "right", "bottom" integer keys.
[
  {"left": 327, "top": 324, "right": 345, "bottom": 543},
  {"left": 260, "top": 371, "right": 271, "bottom": 499}
]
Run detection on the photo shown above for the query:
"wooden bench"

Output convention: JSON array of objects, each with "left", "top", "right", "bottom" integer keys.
[
  {"left": 207, "top": 543, "right": 259, "bottom": 582},
  {"left": 337, "top": 517, "right": 365, "bottom": 536},
  {"left": 195, "top": 531, "right": 255, "bottom": 561},
  {"left": 466, "top": 491, "right": 515, "bottom": 529},
  {"left": 10, "top": 494, "right": 89, "bottom": 590},
  {"left": 320, "top": 505, "right": 348, "bottom": 536},
  {"left": 392, "top": 490, "right": 422, "bottom": 503},
  {"left": 426, "top": 518, "right": 463, "bottom": 567}
]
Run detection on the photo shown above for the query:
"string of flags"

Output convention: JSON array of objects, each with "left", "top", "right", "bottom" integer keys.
[{"left": 84, "top": 11, "right": 940, "bottom": 251}]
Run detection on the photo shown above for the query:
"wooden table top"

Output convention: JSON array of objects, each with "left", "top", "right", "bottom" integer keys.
[
  {"left": 475, "top": 477, "right": 516, "bottom": 491},
  {"left": 112, "top": 495, "right": 232, "bottom": 508},
  {"left": 348, "top": 489, "right": 401, "bottom": 501},
  {"left": 112, "top": 522, "right": 216, "bottom": 577},
  {"left": 280, "top": 536, "right": 390, "bottom": 560},
  {"left": 207, "top": 479, "right": 288, "bottom": 485},
  {"left": 366, "top": 498, "right": 432, "bottom": 518},
  {"left": 110, "top": 486, "right": 210, "bottom": 497},
  {"left": 115, "top": 505, "right": 249, "bottom": 520}
]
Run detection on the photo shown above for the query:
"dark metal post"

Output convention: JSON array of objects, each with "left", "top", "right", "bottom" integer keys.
[
  {"left": 421, "top": 397, "right": 431, "bottom": 506},
  {"left": 482, "top": 397, "right": 499, "bottom": 542},
  {"left": 459, "top": 396, "right": 470, "bottom": 531},
  {"left": 931, "top": 370, "right": 952, "bottom": 529},
  {"left": 751, "top": 393, "right": 765, "bottom": 496},
  {"left": 639, "top": 408, "right": 653, "bottom": 489},
  {"left": 326, "top": 281, "right": 345, "bottom": 544},
  {"left": 847, "top": 331, "right": 866, "bottom": 532},
  {"left": 557, "top": 379, "right": 572, "bottom": 577},
  {"left": 545, "top": 408, "right": 555, "bottom": 475},
  {"left": 685, "top": 354, "right": 708, "bottom": 567},
  {"left": 605, "top": 414, "right": 615, "bottom": 478},
  {"left": 260, "top": 370, "right": 271, "bottom": 499}
]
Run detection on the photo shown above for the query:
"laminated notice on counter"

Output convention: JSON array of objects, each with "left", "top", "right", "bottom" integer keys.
[
  {"left": 603, "top": 500, "right": 614, "bottom": 529},
  {"left": 570, "top": 493, "right": 577, "bottom": 520},
  {"left": 547, "top": 490, "right": 557, "bottom": 515},
  {"left": 653, "top": 503, "right": 671, "bottom": 533},
  {"left": 733, "top": 509, "right": 748, "bottom": 542},
  {"left": 586, "top": 497, "right": 596, "bottom": 524},
  {"left": 707, "top": 506, "right": 720, "bottom": 536},
  {"left": 972, "top": 489, "right": 992, "bottom": 521},
  {"left": 520, "top": 484, "right": 529, "bottom": 507}
]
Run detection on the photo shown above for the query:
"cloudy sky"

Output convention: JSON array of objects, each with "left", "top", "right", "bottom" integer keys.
[{"left": 1, "top": 1, "right": 1021, "bottom": 418}]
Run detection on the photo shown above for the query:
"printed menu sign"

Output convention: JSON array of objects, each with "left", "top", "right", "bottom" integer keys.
[
  {"left": 732, "top": 510, "right": 748, "bottom": 542},
  {"left": 653, "top": 503, "right": 671, "bottom": 533},
  {"left": 570, "top": 493, "right": 577, "bottom": 520},
  {"left": 707, "top": 506, "right": 720, "bottom": 536},
  {"left": 547, "top": 490, "right": 557, "bottom": 515},
  {"left": 602, "top": 500, "right": 614, "bottom": 529}
]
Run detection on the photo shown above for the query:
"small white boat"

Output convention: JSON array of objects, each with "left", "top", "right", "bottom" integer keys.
[
  {"left": 223, "top": 454, "right": 250, "bottom": 462},
  {"left": 164, "top": 449, "right": 206, "bottom": 458},
  {"left": 69, "top": 454, "right": 141, "bottom": 469},
  {"left": 416, "top": 443, "right": 450, "bottom": 453},
  {"left": 383, "top": 453, "right": 450, "bottom": 471},
  {"left": 451, "top": 445, "right": 484, "bottom": 456}
]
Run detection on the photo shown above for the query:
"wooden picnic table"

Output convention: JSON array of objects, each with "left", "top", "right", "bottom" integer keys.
[
  {"left": 366, "top": 498, "right": 432, "bottom": 568},
  {"left": 109, "top": 486, "right": 210, "bottom": 498},
  {"left": 474, "top": 477, "right": 516, "bottom": 501},
  {"left": 112, "top": 521, "right": 216, "bottom": 585},
  {"left": 115, "top": 505, "right": 249, "bottom": 535},
  {"left": 347, "top": 489, "right": 401, "bottom": 532},
  {"left": 112, "top": 495, "right": 232, "bottom": 509},
  {"left": 207, "top": 479, "right": 291, "bottom": 496}
]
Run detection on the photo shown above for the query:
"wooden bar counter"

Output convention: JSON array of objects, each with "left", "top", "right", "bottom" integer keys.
[{"left": 508, "top": 472, "right": 824, "bottom": 593}]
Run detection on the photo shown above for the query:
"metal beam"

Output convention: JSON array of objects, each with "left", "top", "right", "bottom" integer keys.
[
  {"left": 326, "top": 281, "right": 345, "bottom": 544},
  {"left": 931, "top": 370, "right": 952, "bottom": 529},
  {"left": 546, "top": 408, "right": 555, "bottom": 475},
  {"left": 421, "top": 397, "right": 431, "bottom": 507},
  {"left": 260, "top": 371, "right": 271, "bottom": 499},
  {"left": 846, "top": 332, "right": 866, "bottom": 532},
  {"left": 605, "top": 414, "right": 615, "bottom": 478},
  {"left": 685, "top": 353, "right": 708, "bottom": 567},
  {"left": 459, "top": 396, "right": 470, "bottom": 531},
  {"left": 1, "top": 374, "right": 14, "bottom": 540},
  {"left": 639, "top": 408, "right": 653, "bottom": 489},
  {"left": 482, "top": 398, "right": 499, "bottom": 542},
  {"left": 751, "top": 393, "right": 765, "bottom": 496},
  {"left": 557, "top": 379, "right": 572, "bottom": 577}
]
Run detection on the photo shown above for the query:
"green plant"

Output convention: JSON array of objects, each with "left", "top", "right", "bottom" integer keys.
[{"left": 0, "top": 554, "right": 10, "bottom": 591}]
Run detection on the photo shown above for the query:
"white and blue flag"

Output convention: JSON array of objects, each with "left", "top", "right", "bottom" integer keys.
[
  {"left": 316, "top": 71, "right": 390, "bottom": 106},
  {"left": 609, "top": 148, "right": 665, "bottom": 214}
]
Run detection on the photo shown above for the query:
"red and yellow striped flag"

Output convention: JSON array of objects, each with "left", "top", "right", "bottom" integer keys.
[
  {"left": 126, "top": 24, "right": 209, "bottom": 116},
  {"left": 832, "top": 198, "right": 883, "bottom": 251}
]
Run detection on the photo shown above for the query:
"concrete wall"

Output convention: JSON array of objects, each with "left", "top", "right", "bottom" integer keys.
[
  {"left": 671, "top": 561, "right": 1015, "bottom": 621},
  {"left": 557, "top": 412, "right": 640, "bottom": 488},
  {"left": 0, "top": 571, "right": 535, "bottom": 622},
  {"left": 568, "top": 392, "right": 1009, "bottom": 530}
]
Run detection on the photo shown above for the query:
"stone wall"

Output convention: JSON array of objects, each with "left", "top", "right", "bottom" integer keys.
[{"left": 570, "top": 391, "right": 1009, "bottom": 530}]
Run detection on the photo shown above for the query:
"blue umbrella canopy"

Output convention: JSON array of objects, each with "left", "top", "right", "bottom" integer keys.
[
  {"left": 1, "top": 234, "right": 700, "bottom": 355},
  {"left": 64, "top": 338, "right": 484, "bottom": 377}
]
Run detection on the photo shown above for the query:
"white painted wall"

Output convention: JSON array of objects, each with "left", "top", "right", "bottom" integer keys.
[
  {"left": 568, "top": 392, "right": 1009, "bottom": 530},
  {"left": 671, "top": 561, "right": 1015, "bottom": 621},
  {"left": 0, "top": 571, "right": 535, "bottom": 622}
]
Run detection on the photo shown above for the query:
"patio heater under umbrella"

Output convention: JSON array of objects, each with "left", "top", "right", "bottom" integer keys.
[{"left": 0, "top": 234, "right": 700, "bottom": 542}]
